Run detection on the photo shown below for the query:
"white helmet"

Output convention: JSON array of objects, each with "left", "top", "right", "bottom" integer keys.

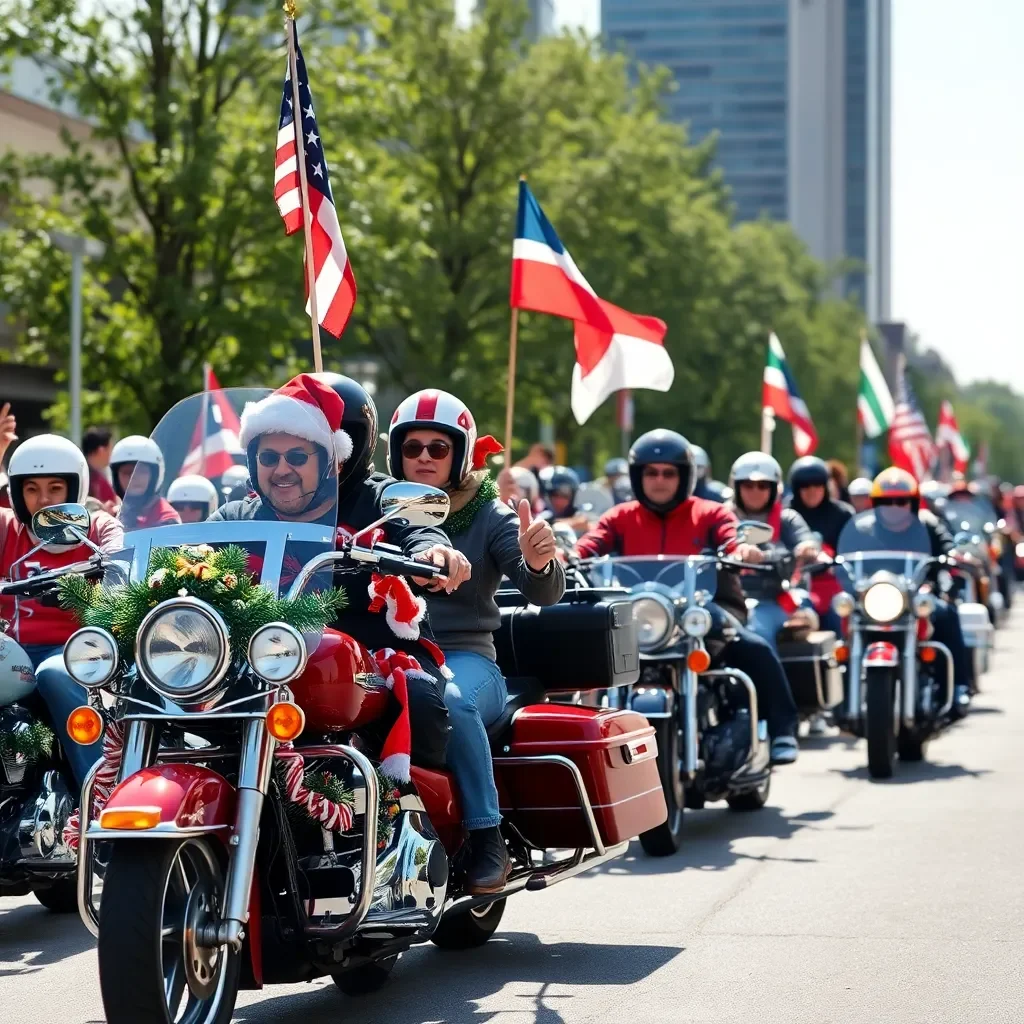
[
  {"left": 110, "top": 434, "right": 165, "bottom": 498},
  {"left": 849, "top": 476, "right": 873, "bottom": 498},
  {"left": 729, "top": 451, "right": 782, "bottom": 514},
  {"left": 167, "top": 475, "right": 219, "bottom": 519},
  {"left": 691, "top": 445, "right": 710, "bottom": 480},
  {"left": 7, "top": 434, "right": 90, "bottom": 530}
]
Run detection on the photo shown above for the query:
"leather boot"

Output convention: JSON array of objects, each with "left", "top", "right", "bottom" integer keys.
[{"left": 465, "top": 826, "right": 511, "bottom": 895}]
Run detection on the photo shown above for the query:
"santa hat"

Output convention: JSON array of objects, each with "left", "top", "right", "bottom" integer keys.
[
  {"left": 239, "top": 373, "right": 353, "bottom": 468},
  {"left": 368, "top": 574, "right": 454, "bottom": 679},
  {"left": 372, "top": 648, "right": 434, "bottom": 782}
]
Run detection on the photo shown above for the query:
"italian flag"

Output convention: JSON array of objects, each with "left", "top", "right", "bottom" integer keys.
[{"left": 858, "top": 337, "right": 895, "bottom": 438}]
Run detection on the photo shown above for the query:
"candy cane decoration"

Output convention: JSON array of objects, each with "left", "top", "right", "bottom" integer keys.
[
  {"left": 275, "top": 745, "right": 355, "bottom": 833},
  {"left": 64, "top": 720, "right": 125, "bottom": 853}
]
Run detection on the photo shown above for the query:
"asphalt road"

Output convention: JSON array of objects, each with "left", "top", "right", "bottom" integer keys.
[{"left": 3, "top": 609, "right": 1022, "bottom": 1024}]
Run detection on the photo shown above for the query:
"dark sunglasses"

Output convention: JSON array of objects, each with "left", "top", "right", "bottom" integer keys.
[
  {"left": 642, "top": 467, "right": 679, "bottom": 480},
  {"left": 402, "top": 439, "right": 452, "bottom": 460},
  {"left": 741, "top": 480, "right": 774, "bottom": 491},
  {"left": 258, "top": 448, "right": 311, "bottom": 468},
  {"left": 880, "top": 498, "right": 911, "bottom": 507}
]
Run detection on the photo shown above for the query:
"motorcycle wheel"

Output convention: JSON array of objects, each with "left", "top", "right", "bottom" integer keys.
[
  {"left": 333, "top": 955, "right": 398, "bottom": 996},
  {"left": 865, "top": 667, "right": 899, "bottom": 779},
  {"left": 898, "top": 728, "right": 927, "bottom": 762},
  {"left": 98, "top": 838, "right": 240, "bottom": 1024},
  {"left": 32, "top": 877, "right": 78, "bottom": 913},
  {"left": 638, "top": 716, "right": 685, "bottom": 857},
  {"left": 727, "top": 773, "right": 771, "bottom": 811},
  {"left": 431, "top": 898, "right": 506, "bottom": 949}
]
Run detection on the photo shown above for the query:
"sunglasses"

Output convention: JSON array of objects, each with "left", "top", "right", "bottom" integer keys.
[
  {"left": 741, "top": 481, "right": 774, "bottom": 491},
  {"left": 880, "top": 498, "right": 911, "bottom": 507},
  {"left": 402, "top": 439, "right": 452, "bottom": 460},
  {"left": 642, "top": 467, "right": 679, "bottom": 480},
  {"left": 258, "top": 448, "right": 311, "bottom": 468}
]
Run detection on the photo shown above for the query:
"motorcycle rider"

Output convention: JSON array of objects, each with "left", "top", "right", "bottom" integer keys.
[
  {"left": 218, "top": 464, "right": 252, "bottom": 505},
  {"left": 848, "top": 477, "right": 873, "bottom": 514},
  {"left": 110, "top": 435, "right": 180, "bottom": 530},
  {"left": 691, "top": 445, "right": 727, "bottom": 502},
  {"left": 576, "top": 429, "right": 801, "bottom": 764},
  {"left": 0, "top": 435, "right": 124, "bottom": 784},
  {"left": 539, "top": 465, "right": 590, "bottom": 534},
  {"left": 869, "top": 468, "right": 973, "bottom": 717},
  {"left": 601, "top": 457, "right": 633, "bottom": 505},
  {"left": 389, "top": 388, "right": 565, "bottom": 894},
  {"left": 167, "top": 474, "right": 220, "bottom": 523}
]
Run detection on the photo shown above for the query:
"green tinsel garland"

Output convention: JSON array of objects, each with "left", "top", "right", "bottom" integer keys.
[
  {"left": 0, "top": 720, "right": 54, "bottom": 762},
  {"left": 57, "top": 544, "right": 347, "bottom": 662},
  {"left": 445, "top": 476, "right": 499, "bottom": 536}
]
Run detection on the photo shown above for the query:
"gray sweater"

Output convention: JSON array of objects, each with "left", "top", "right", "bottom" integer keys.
[{"left": 428, "top": 499, "right": 566, "bottom": 659}]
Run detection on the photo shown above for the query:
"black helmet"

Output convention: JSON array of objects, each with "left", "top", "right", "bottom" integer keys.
[
  {"left": 540, "top": 465, "right": 580, "bottom": 502},
  {"left": 310, "top": 373, "right": 379, "bottom": 495},
  {"left": 628, "top": 429, "right": 695, "bottom": 514},
  {"left": 788, "top": 456, "right": 829, "bottom": 491}
]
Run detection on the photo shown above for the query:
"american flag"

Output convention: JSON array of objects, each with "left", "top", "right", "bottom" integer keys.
[
  {"left": 274, "top": 24, "right": 356, "bottom": 338},
  {"left": 888, "top": 364, "right": 936, "bottom": 481},
  {"left": 179, "top": 365, "right": 242, "bottom": 478}
]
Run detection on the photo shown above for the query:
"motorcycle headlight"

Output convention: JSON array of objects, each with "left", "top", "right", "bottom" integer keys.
[
  {"left": 136, "top": 598, "right": 230, "bottom": 702},
  {"left": 64, "top": 627, "right": 118, "bottom": 688},
  {"left": 862, "top": 581, "right": 906, "bottom": 624},
  {"left": 912, "top": 592, "right": 937, "bottom": 618},
  {"left": 632, "top": 595, "right": 675, "bottom": 651},
  {"left": 248, "top": 622, "right": 307, "bottom": 684},
  {"left": 681, "top": 606, "right": 712, "bottom": 638},
  {"left": 831, "top": 592, "right": 856, "bottom": 618}
]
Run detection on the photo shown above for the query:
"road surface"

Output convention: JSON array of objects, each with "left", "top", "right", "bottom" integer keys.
[{"left": 2, "top": 610, "right": 1022, "bottom": 1024}]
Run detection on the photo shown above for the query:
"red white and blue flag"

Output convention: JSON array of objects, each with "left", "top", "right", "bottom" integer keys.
[
  {"left": 510, "top": 180, "right": 673, "bottom": 425},
  {"left": 762, "top": 333, "right": 818, "bottom": 456},
  {"left": 274, "top": 24, "right": 356, "bottom": 338},
  {"left": 889, "top": 363, "right": 936, "bottom": 481},
  {"left": 180, "top": 365, "right": 243, "bottom": 478}
]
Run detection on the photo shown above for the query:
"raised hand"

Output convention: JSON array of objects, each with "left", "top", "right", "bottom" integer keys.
[
  {"left": 518, "top": 498, "right": 556, "bottom": 572},
  {"left": 0, "top": 403, "right": 17, "bottom": 463}
]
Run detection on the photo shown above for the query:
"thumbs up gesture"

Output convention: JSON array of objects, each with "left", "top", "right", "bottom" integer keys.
[{"left": 517, "top": 498, "right": 556, "bottom": 572}]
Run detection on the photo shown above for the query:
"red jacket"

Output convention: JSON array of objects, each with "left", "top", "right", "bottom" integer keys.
[
  {"left": 125, "top": 496, "right": 181, "bottom": 530},
  {"left": 89, "top": 466, "right": 118, "bottom": 505}
]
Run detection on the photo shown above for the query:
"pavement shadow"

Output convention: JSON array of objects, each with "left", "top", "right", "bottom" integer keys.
[
  {"left": 830, "top": 761, "right": 993, "bottom": 785},
  {"left": 232, "top": 933, "right": 682, "bottom": 1024},
  {"left": 964, "top": 705, "right": 1005, "bottom": 716},
  {"left": 0, "top": 900, "right": 95, "bottom": 976},
  {"left": 798, "top": 732, "right": 862, "bottom": 751}
]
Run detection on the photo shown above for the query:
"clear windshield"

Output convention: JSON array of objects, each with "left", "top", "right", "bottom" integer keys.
[
  {"left": 583, "top": 555, "right": 717, "bottom": 599},
  {"left": 836, "top": 509, "right": 930, "bottom": 590},
  {"left": 943, "top": 498, "right": 995, "bottom": 537}
]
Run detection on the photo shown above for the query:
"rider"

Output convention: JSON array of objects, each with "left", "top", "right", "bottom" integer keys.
[
  {"left": 0, "top": 435, "right": 124, "bottom": 784},
  {"left": 167, "top": 474, "right": 220, "bottom": 523},
  {"left": 389, "top": 389, "right": 565, "bottom": 894},
  {"left": 539, "top": 466, "right": 590, "bottom": 534},
  {"left": 691, "top": 445, "right": 727, "bottom": 503},
  {"left": 110, "top": 435, "right": 180, "bottom": 530},
  {"left": 218, "top": 464, "right": 252, "bottom": 505},
  {"left": 601, "top": 457, "right": 633, "bottom": 505},
  {"left": 869, "top": 468, "right": 973, "bottom": 717},
  {"left": 575, "top": 429, "right": 801, "bottom": 764},
  {"left": 848, "top": 477, "right": 873, "bottom": 514}
]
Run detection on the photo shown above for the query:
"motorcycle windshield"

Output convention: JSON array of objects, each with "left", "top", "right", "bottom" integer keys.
[
  {"left": 584, "top": 555, "right": 716, "bottom": 598},
  {"left": 943, "top": 498, "right": 994, "bottom": 537},
  {"left": 836, "top": 509, "right": 930, "bottom": 590}
]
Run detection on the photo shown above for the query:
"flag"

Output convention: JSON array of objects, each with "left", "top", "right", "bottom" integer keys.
[
  {"left": 180, "top": 365, "right": 243, "bottom": 478},
  {"left": 973, "top": 439, "right": 989, "bottom": 478},
  {"left": 762, "top": 333, "right": 818, "bottom": 456},
  {"left": 858, "top": 337, "right": 894, "bottom": 438},
  {"left": 510, "top": 180, "right": 673, "bottom": 425},
  {"left": 275, "top": 23, "right": 356, "bottom": 338},
  {"left": 889, "top": 363, "right": 936, "bottom": 481},
  {"left": 936, "top": 400, "right": 969, "bottom": 474}
]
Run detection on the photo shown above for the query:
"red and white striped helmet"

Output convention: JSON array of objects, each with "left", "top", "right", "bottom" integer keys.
[{"left": 388, "top": 390, "right": 478, "bottom": 488}]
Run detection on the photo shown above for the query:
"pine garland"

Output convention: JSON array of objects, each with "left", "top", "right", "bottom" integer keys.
[
  {"left": 445, "top": 476, "right": 499, "bottom": 536},
  {"left": 57, "top": 544, "right": 347, "bottom": 662},
  {"left": 0, "top": 720, "right": 54, "bottom": 762}
]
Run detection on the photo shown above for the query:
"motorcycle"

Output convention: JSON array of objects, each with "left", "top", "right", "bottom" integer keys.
[
  {"left": 67, "top": 389, "right": 666, "bottom": 1023},
  {"left": 830, "top": 510, "right": 955, "bottom": 779},
  {"left": 580, "top": 521, "right": 777, "bottom": 858},
  {"left": 942, "top": 497, "right": 1006, "bottom": 626}
]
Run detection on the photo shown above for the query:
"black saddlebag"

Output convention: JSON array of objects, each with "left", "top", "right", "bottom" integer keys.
[{"left": 776, "top": 629, "right": 843, "bottom": 711}]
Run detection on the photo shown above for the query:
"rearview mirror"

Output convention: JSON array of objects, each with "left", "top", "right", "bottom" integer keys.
[
  {"left": 735, "top": 520, "right": 774, "bottom": 546},
  {"left": 30, "top": 503, "right": 91, "bottom": 547},
  {"left": 379, "top": 482, "right": 450, "bottom": 527}
]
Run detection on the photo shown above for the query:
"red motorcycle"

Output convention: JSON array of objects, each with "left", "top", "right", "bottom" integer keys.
[{"left": 64, "top": 389, "right": 665, "bottom": 1023}]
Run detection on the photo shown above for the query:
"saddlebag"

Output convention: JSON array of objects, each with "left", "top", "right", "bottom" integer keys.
[
  {"left": 493, "top": 705, "right": 666, "bottom": 849},
  {"left": 493, "top": 587, "right": 639, "bottom": 692},
  {"left": 776, "top": 630, "right": 843, "bottom": 711}
]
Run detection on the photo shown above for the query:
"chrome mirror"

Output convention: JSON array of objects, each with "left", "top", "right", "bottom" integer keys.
[
  {"left": 30, "top": 503, "right": 91, "bottom": 546},
  {"left": 735, "top": 520, "right": 774, "bottom": 546},
  {"left": 379, "top": 482, "right": 450, "bottom": 527}
]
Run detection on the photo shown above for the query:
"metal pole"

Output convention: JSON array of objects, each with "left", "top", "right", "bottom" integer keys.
[{"left": 69, "top": 243, "right": 83, "bottom": 446}]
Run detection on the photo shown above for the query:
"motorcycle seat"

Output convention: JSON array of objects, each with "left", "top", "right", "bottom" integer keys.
[{"left": 486, "top": 675, "right": 545, "bottom": 750}]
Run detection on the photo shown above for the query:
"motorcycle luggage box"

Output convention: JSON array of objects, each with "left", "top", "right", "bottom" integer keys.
[
  {"left": 957, "top": 602, "right": 994, "bottom": 649},
  {"left": 493, "top": 588, "right": 639, "bottom": 693},
  {"left": 777, "top": 630, "right": 843, "bottom": 711},
  {"left": 493, "top": 704, "right": 666, "bottom": 849}
]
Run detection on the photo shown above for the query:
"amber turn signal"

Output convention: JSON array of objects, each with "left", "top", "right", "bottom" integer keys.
[
  {"left": 919, "top": 646, "right": 938, "bottom": 664},
  {"left": 67, "top": 705, "right": 103, "bottom": 746},
  {"left": 834, "top": 644, "right": 849, "bottom": 664},
  {"left": 99, "top": 806, "right": 162, "bottom": 830},
  {"left": 266, "top": 701, "right": 305, "bottom": 741},
  {"left": 686, "top": 648, "right": 711, "bottom": 673}
]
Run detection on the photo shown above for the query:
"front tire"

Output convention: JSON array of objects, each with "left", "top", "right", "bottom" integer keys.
[
  {"left": 98, "top": 839, "right": 240, "bottom": 1024},
  {"left": 431, "top": 898, "right": 506, "bottom": 949},
  {"left": 898, "top": 728, "right": 927, "bottom": 762},
  {"left": 866, "top": 667, "right": 899, "bottom": 779},
  {"left": 32, "top": 876, "right": 79, "bottom": 913},
  {"left": 638, "top": 715, "right": 685, "bottom": 857}
]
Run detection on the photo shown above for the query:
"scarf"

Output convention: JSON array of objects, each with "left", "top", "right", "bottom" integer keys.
[{"left": 444, "top": 471, "right": 499, "bottom": 536}]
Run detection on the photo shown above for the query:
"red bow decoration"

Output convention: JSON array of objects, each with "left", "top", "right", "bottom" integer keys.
[{"left": 472, "top": 435, "right": 504, "bottom": 470}]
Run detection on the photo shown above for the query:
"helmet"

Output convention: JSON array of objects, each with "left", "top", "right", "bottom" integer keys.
[
  {"left": 7, "top": 434, "right": 89, "bottom": 531},
  {"left": 628, "top": 429, "right": 695, "bottom": 514},
  {"left": 167, "top": 475, "right": 219, "bottom": 519},
  {"left": 690, "top": 445, "right": 710, "bottom": 480},
  {"left": 604, "top": 457, "right": 628, "bottom": 478},
  {"left": 110, "top": 435, "right": 165, "bottom": 499},
  {"left": 788, "top": 456, "right": 829, "bottom": 491},
  {"left": 848, "top": 476, "right": 873, "bottom": 498},
  {"left": 871, "top": 467, "right": 920, "bottom": 513},
  {"left": 308, "top": 373, "right": 379, "bottom": 494},
  {"left": 219, "top": 465, "right": 251, "bottom": 504},
  {"left": 509, "top": 466, "right": 539, "bottom": 503},
  {"left": 729, "top": 452, "right": 782, "bottom": 514},
  {"left": 389, "top": 389, "right": 482, "bottom": 489},
  {"left": 541, "top": 466, "right": 580, "bottom": 502}
]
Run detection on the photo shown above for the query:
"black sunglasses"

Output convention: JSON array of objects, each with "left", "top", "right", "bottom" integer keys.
[
  {"left": 642, "top": 467, "right": 679, "bottom": 479},
  {"left": 402, "top": 439, "right": 452, "bottom": 460},
  {"left": 258, "top": 448, "right": 311, "bottom": 468}
]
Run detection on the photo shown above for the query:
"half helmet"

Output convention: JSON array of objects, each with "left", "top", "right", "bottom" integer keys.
[{"left": 871, "top": 467, "right": 921, "bottom": 513}]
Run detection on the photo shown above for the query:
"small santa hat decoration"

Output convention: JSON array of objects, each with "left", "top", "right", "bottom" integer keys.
[
  {"left": 367, "top": 573, "right": 426, "bottom": 641},
  {"left": 372, "top": 647, "right": 434, "bottom": 782},
  {"left": 239, "top": 373, "right": 353, "bottom": 467}
]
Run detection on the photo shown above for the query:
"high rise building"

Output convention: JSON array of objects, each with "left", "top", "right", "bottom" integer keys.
[
  {"left": 602, "top": 0, "right": 891, "bottom": 321},
  {"left": 471, "top": 0, "right": 555, "bottom": 40}
]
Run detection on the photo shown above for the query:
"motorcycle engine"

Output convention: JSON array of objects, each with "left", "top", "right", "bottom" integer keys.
[{"left": 703, "top": 710, "right": 753, "bottom": 777}]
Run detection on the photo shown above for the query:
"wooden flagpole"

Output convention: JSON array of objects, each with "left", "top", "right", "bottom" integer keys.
[
  {"left": 199, "top": 362, "right": 211, "bottom": 476},
  {"left": 503, "top": 174, "right": 526, "bottom": 469},
  {"left": 284, "top": 2, "right": 323, "bottom": 372}
]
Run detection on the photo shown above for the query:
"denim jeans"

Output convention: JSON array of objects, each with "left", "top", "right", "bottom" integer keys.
[
  {"left": 748, "top": 600, "right": 790, "bottom": 651},
  {"left": 25, "top": 644, "right": 103, "bottom": 788},
  {"left": 442, "top": 650, "right": 508, "bottom": 830}
]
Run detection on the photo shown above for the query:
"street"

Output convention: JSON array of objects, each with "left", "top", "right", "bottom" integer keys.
[{"left": 2, "top": 611, "right": 1022, "bottom": 1024}]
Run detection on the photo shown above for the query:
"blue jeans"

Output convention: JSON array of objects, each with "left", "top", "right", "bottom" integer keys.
[
  {"left": 442, "top": 650, "right": 508, "bottom": 830},
  {"left": 748, "top": 600, "right": 790, "bottom": 651},
  {"left": 25, "top": 644, "right": 103, "bottom": 788}
]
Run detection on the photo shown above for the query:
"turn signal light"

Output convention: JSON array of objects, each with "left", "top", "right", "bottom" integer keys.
[
  {"left": 686, "top": 648, "right": 711, "bottom": 673},
  {"left": 266, "top": 701, "right": 305, "bottom": 741},
  {"left": 99, "top": 807, "right": 162, "bottom": 830},
  {"left": 67, "top": 706, "right": 103, "bottom": 746},
  {"left": 919, "top": 646, "right": 938, "bottom": 664},
  {"left": 834, "top": 644, "right": 849, "bottom": 664}
]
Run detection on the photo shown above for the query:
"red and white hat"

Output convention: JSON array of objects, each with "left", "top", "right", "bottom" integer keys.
[{"left": 240, "top": 373, "right": 353, "bottom": 467}]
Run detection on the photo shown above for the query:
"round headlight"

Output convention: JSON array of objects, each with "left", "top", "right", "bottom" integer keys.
[
  {"left": 64, "top": 628, "right": 118, "bottom": 687},
  {"left": 862, "top": 582, "right": 906, "bottom": 624},
  {"left": 248, "top": 622, "right": 307, "bottom": 684},
  {"left": 681, "top": 606, "right": 712, "bottom": 638},
  {"left": 912, "top": 591, "right": 937, "bottom": 618},
  {"left": 632, "top": 595, "right": 674, "bottom": 651},
  {"left": 831, "top": 592, "right": 856, "bottom": 618},
  {"left": 137, "top": 598, "right": 230, "bottom": 702}
]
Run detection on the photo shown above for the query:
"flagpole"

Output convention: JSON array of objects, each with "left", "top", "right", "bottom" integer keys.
[
  {"left": 504, "top": 305, "right": 520, "bottom": 467},
  {"left": 284, "top": 1, "right": 322, "bottom": 373},
  {"left": 199, "top": 362, "right": 211, "bottom": 477},
  {"left": 760, "top": 407, "right": 775, "bottom": 456},
  {"left": 856, "top": 331, "right": 865, "bottom": 475}
]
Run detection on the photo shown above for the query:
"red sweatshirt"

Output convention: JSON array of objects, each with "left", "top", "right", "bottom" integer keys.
[{"left": 124, "top": 496, "right": 181, "bottom": 530}]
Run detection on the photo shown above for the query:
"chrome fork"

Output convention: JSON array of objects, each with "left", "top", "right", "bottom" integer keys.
[
  {"left": 681, "top": 662, "right": 698, "bottom": 779},
  {"left": 902, "top": 626, "right": 917, "bottom": 729},
  {"left": 846, "top": 625, "right": 864, "bottom": 723}
]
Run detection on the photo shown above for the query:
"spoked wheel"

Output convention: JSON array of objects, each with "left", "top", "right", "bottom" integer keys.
[
  {"left": 866, "top": 667, "right": 899, "bottom": 779},
  {"left": 639, "top": 716, "right": 685, "bottom": 857},
  {"left": 98, "top": 838, "right": 240, "bottom": 1024},
  {"left": 431, "top": 898, "right": 506, "bottom": 949}
]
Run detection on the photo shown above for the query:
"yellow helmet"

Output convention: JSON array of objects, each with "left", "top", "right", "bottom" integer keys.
[{"left": 871, "top": 467, "right": 920, "bottom": 511}]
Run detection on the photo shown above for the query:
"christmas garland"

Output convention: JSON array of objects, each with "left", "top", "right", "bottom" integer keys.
[
  {"left": 57, "top": 544, "right": 347, "bottom": 662},
  {"left": 445, "top": 475, "right": 499, "bottom": 536},
  {"left": 0, "top": 720, "right": 54, "bottom": 763}
]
